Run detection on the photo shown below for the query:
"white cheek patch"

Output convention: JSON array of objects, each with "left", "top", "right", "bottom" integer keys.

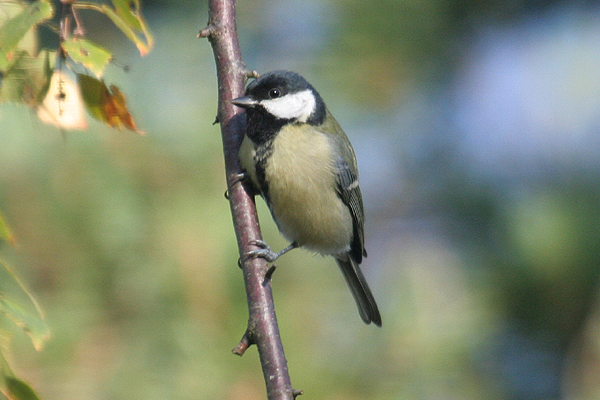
[{"left": 260, "top": 89, "right": 316, "bottom": 122}]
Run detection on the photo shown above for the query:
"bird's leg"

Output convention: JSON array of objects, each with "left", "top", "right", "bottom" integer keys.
[{"left": 242, "top": 240, "right": 298, "bottom": 263}]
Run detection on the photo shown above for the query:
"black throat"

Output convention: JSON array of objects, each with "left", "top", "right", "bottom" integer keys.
[
  {"left": 244, "top": 108, "right": 288, "bottom": 203},
  {"left": 245, "top": 108, "right": 291, "bottom": 145}
]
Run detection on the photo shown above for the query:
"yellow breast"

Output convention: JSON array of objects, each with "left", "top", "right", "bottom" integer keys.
[{"left": 264, "top": 124, "right": 353, "bottom": 255}]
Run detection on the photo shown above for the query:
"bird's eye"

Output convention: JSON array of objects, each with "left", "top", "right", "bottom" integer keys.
[{"left": 268, "top": 88, "right": 281, "bottom": 98}]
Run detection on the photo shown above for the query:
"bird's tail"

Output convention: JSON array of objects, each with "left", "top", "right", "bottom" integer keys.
[{"left": 336, "top": 256, "right": 382, "bottom": 326}]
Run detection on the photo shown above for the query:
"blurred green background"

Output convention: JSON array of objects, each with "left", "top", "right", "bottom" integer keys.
[{"left": 2, "top": 0, "right": 600, "bottom": 399}]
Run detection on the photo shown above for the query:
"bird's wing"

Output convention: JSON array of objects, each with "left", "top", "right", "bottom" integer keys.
[
  {"left": 320, "top": 108, "right": 367, "bottom": 262},
  {"left": 335, "top": 156, "right": 366, "bottom": 263},
  {"left": 319, "top": 110, "right": 380, "bottom": 326}
]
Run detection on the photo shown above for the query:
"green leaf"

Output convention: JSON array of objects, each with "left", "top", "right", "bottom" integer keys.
[
  {"left": 62, "top": 37, "right": 112, "bottom": 78},
  {"left": 0, "top": 339, "right": 41, "bottom": 400},
  {"left": 112, "top": 0, "right": 144, "bottom": 31},
  {"left": 4, "top": 377, "right": 40, "bottom": 400},
  {"left": 0, "top": 213, "right": 14, "bottom": 245},
  {"left": 103, "top": 0, "right": 153, "bottom": 56},
  {"left": 0, "top": 261, "right": 50, "bottom": 351},
  {"left": 0, "top": 345, "right": 14, "bottom": 383},
  {"left": 77, "top": 73, "right": 106, "bottom": 122},
  {"left": 0, "top": 0, "right": 54, "bottom": 70},
  {"left": 0, "top": 49, "right": 54, "bottom": 105},
  {"left": 0, "top": 298, "right": 50, "bottom": 351}
]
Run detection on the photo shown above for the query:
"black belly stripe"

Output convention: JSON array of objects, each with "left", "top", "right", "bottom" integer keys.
[{"left": 254, "top": 142, "right": 273, "bottom": 204}]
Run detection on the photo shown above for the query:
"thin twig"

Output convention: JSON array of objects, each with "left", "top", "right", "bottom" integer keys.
[
  {"left": 199, "top": 0, "right": 298, "bottom": 399},
  {"left": 232, "top": 328, "right": 253, "bottom": 356}
]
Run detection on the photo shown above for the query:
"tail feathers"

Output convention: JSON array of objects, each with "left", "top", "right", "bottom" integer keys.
[{"left": 336, "top": 256, "right": 382, "bottom": 327}]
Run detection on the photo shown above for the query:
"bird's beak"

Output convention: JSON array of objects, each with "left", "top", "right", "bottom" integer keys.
[{"left": 231, "top": 96, "right": 258, "bottom": 109}]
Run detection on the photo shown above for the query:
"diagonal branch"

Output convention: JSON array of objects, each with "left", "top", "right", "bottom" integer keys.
[{"left": 198, "top": 1, "right": 299, "bottom": 399}]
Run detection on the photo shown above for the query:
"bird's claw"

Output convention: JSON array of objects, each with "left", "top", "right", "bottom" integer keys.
[
  {"left": 239, "top": 240, "right": 298, "bottom": 267},
  {"left": 244, "top": 240, "right": 280, "bottom": 262}
]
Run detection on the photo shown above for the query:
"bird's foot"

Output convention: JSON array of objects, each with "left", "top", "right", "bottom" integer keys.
[
  {"left": 241, "top": 240, "right": 298, "bottom": 263},
  {"left": 244, "top": 240, "right": 281, "bottom": 262}
]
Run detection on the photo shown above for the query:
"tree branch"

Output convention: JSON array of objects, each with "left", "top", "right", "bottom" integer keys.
[{"left": 198, "top": 1, "right": 298, "bottom": 399}]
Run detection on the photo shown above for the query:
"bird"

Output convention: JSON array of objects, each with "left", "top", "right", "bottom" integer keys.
[{"left": 231, "top": 70, "right": 381, "bottom": 326}]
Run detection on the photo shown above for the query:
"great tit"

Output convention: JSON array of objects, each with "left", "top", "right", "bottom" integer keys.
[{"left": 232, "top": 70, "right": 382, "bottom": 326}]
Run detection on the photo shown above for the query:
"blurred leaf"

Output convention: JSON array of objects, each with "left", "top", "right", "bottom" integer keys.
[
  {"left": 75, "top": 73, "right": 105, "bottom": 121},
  {"left": 0, "top": 338, "right": 14, "bottom": 378},
  {"left": 78, "top": 73, "right": 141, "bottom": 133},
  {"left": 0, "top": 298, "right": 50, "bottom": 351},
  {"left": 62, "top": 38, "right": 112, "bottom": 78},
  {"left": 37, "top": 67, "right": 88, "bottom": 130},
  {"left": 111, "top": 0, "right": 145, "bottom": 31},
  {"left": 0, "top": 213, "right": 14, "bottom": 246},
  {"left": 0, "top": 49, "right": 54, "bottom": 105},
  {"left": 0, "top": 350, "right": 36, "bottom": 398},
  {"left": 0, "top": 0, "right": 38, "bottom": 60},
  {"left": 0, "top": 0, "right": 54, "bottom": 70},
  {"left": 0, "top": 259, "right": 50, "bottom": 351},
  {"left": 97, "top": 0, "right": 154, "bottom": 56},
  {"left": 3, "top": 377, "right": 40, "bottom": 400}
]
